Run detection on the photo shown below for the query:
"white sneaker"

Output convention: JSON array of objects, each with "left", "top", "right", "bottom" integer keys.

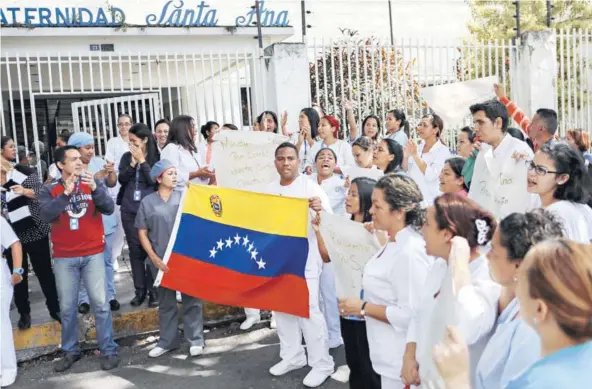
[
  {"left": 240, "top": 316, "right": 259, "bottom": 330},
  {"left": 148, "top": 346, "right": 170, "bottom": 358},
  {"left": 269, "top": 315, "right": 277, "bottom": 329},
  {"left": 303, "top": 369, "right": 331, "bottom": 387},
  {"left": 189, "top": 346, "right": 203, "bottom": 357},
  {"left": 269, "top": 359, "right": 306, "bottom": 376},
  {"left": 176, "top": 292, "right": 182, "bottom": 303}
]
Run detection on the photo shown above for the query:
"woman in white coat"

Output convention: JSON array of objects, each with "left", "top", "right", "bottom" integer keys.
[
  {"left": 339, "top": 174, "right": 433, "bottom": 389},
  {"left": 402, "top": 194, "right": 501, "bottom": 389},
  {"left": 1, "top": 217, "right": 24, "bottom": 387}
]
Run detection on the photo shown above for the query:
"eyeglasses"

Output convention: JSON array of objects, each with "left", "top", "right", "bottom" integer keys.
[{"left": 527, "top": 160, "right": 560, "bottom": 176}]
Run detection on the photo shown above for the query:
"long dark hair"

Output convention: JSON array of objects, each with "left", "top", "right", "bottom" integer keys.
[
  {"left": 382, "top": 138, "right": 404, "bottom": 174},
  {"left": 445, "top": 157, "right": 468, "bottom": 190},
  {"left": 201, "top": 121, "right": 219, "bottom": 140},
  {"left": 351, "top": 177, "right": 376, "bottom": 223},
  {"left": 389, "top": 109, "right": 410, "bottom": 138},
  {"left": 539, "top": 141, "right": 592, "bottom": 204},
  {"left": 300, "top": 108, "right": 320, "bottom": 139},
  {"left": 168, "top": 115, "right": 197, "bottom": 153},
  {"left": 130, "top": 123, "right": 160, "bottom": 166},
  {"left": 361, "top": 115, "right": 381, "bottom": 141}
]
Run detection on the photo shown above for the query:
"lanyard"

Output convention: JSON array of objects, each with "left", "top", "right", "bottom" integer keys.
[
  {"left": 70, "top": 180, "right": 80, "bottom": 213},
  {"left": 135, "top": 164, "right": 140, "bottom": 191}
]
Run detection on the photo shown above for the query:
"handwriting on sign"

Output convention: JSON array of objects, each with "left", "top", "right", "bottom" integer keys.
[
  {"left": 479, "top": 180, "right": 492, "bottom": 198},
  {"left": 498, "top": 173, "right": 513, "bottom": 186}
]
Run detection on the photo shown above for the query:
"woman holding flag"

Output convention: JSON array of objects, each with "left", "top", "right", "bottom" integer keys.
[{"left": 135, "top": 160, "right": 205, "bottom": 358}]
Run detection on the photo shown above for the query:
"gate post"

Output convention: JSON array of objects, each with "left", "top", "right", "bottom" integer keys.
[
  {"left": 262, "top": 43, "right": 310, "bottom": 135},
  {"left": 511, "top": 29, "right": 557, "bottom": 117}
]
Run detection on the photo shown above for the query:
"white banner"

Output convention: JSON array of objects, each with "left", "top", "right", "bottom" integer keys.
[
  {"left": 342, "top": 166, "right": 384, "bottom": 182},
  {"left": 319, "top": 211, "right": 381, "bottom": 298},
  {"left": 212, "top": 131, "right": 288, "bottom": 192},
  {"left": 420, "top": 76, "right": 498, "bottom": 127}
]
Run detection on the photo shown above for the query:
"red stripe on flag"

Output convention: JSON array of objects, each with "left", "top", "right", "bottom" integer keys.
[{"left": 160, "top": 253, "right": 310, "bottom": 318}]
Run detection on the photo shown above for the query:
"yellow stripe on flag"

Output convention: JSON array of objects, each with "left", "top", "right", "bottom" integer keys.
[{"left": 182, "top": 184, "right": 309, "bottom": 238}]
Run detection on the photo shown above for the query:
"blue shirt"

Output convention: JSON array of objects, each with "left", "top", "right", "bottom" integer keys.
[
  {"left": 386, "top": 130, "right": 408, "bottom": 147},
  {"left": 505, "top": 340, "right": 592, "bottom": 389},
  {"left": 87, "top": 157, "right": 117, "bottom": 235},
  {"left": 476, "top": 298, "right": 540, "bottom": 389}
]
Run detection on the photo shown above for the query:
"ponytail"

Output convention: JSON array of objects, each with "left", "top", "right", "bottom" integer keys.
[{"left": 390, "top": 109, "right": 410, "bottom": 138}]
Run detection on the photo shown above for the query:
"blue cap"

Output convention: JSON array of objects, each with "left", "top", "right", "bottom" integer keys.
[
  {"left": 150, "top": 159, "right": 175, "bottom": 181},
  {"left": 68, "top": 132, "right": 94, "bottom": 148}
]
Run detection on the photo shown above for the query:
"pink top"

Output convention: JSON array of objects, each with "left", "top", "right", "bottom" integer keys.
[{"left": 456, "top": 189, "right": 468, "bottom": 197}]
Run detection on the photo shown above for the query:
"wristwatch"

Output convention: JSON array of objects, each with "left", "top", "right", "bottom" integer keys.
[
  {"left": 360, "top": 302, "right": 368, "bottom": 316},
  {"left": 13, "top": 268, "right": 24, "bottom": 275}
]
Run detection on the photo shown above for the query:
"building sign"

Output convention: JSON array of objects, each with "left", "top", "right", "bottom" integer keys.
[{"left": 0, "top": 1, "right": 289, "bottom": 28}]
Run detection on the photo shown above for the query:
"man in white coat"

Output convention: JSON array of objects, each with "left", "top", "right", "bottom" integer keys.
[
  {"left": 468, "top": 100, "right": 534, "bottom": 219},
  {"left": 265, "top": 142, "right": 335, "bottom": 388}
]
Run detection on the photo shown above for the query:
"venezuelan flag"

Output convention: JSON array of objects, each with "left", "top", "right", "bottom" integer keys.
[{"left": 159, "top": 184, "right": 311, "bottom": 318}]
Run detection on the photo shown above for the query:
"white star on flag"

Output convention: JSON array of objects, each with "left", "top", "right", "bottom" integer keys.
[
  {"left": 256, "top": 258, "right": 266, "bottom": 269},
  {"left": 225, "top": 237, "right": 233, "bottom": 248},
  {"left": 209, "top": 248, "right": 217, "bottom": 258},
  {"left": 248, "top": 243, "right": 254, "bottom": 253},
  {"left": 242, "top": 235, "right": 250, "bottom": 246},
  {"left": 250, "top": 249, "right": 258, "bottom": 260},
  {"left": 234, "top": 234, "right": 241, "bottom": 244},
  {"left": 216, "top": 240, "right": 224, "bottom": 250}
]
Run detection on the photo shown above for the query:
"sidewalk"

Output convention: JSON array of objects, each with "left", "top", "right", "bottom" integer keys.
[{"left": 11, "top": 258, "right": 243, "bottom": 361}]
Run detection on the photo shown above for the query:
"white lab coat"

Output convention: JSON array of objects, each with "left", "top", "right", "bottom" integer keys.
[
  {"left": 545, "top": 200, "right": 592, "bottom": 243},
  {"left": 469, "top": 134, "right": 534, "bottom": 219},
  {"left": 406, "top": 141, "right": 451, "bottom": 205},
  {"left": 363, "top": 227, "right": 432, "bottom": 388},
  {"left": 1, "top": 217, "right": 19, "bottom": 387},
  {"left": 305, "top": 140, "right": 355, "bottom": 173},
  {"left": 264, "top": 175, "right": 335, "bottom": 374},
  {"left": 407, "top": 256, "right": 501, "bottom": 389},
  {"left": 160, "top": 143, "right": 209, "bottom": 189}
]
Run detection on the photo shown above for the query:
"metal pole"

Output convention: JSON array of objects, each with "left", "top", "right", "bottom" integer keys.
[
  {"left": 546, "top": 0, "right": 552, "bottom": 27},
  {"left": 388, "top": 0, "right": 394, "bottom": 45},
  {"left": 301, "top": 0, "right": 307, "bottom": 40},
  {"left": 513, "top": 0, "right": 521, "bottom": 39},
  {"left": 254, "top": 1, "right": 263, "bottom": 49}
]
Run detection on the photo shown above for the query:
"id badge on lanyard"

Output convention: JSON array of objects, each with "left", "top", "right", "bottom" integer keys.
[
  {"left": 133, "top": 165, "right": 141, "bottom": 202},
  {"left": 70, "top": 181, "right": 81, "bottom": 231}
]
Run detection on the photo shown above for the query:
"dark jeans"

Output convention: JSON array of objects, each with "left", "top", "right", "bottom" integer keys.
[
  {"left": 6, "top": 235, "right": 60, "bottom": 316},
  {"left": 340, "top": 318, "right": 381, "bottom": 389},
  {"left": 121, "top": 211, "right": 155, "bottom": 296}
]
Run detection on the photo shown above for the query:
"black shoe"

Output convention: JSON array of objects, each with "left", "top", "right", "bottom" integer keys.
[
  {"left": 130, "top": 292, "right": 146, "bottom": 307},
  {"left": 54, "top": 353, "right": 81, "bottom": 372},
  {"left": 17, "top": 313, "right": 31, "bottom": 329},
  {"left": 50, "top": 311, "right": 62, "bottom": 324},
  {"left": 78, "top": 303, "right": 90, "bottom": 315},
  {"left": 148, "top": 292, "right": 159, "bottom": 308},
  {"left": 109, "top": 299, "right": 121, "bottom": 311},
  {"left": 100, "top": 355, "right": 120, "bottom": 371}
]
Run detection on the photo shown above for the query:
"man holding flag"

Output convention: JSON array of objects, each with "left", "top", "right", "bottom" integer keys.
[{"left": 264, "top": 142, "right": 335, "bottom": 387}]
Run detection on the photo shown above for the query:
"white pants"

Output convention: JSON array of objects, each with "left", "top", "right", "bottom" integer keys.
[
  {"left": 319, "top": 262, "right": 341, "bottom": 346},
  {"left": 381, "top": 375, "right": 405, "bottom": 389},
  {"left": 275, "top": 277, "right": 334, "bottom": 374},
  {"left": 111, "top": 204, "right": 126, "bottom": 260},
  {"left": 1, "top": 260, "right": 17, "bottom": 387}
]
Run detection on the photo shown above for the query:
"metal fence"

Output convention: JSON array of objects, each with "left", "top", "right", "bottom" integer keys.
[
  {"left": 309, "top": 29, "right": 592, "bottom": 145},
  {"left": 0, "top": 50, "right": 266, "bottom": 161}
]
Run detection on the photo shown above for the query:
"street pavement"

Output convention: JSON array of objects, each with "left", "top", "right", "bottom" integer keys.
[{"left": 15, "top": 321, "right": 350, "bottom": 389}]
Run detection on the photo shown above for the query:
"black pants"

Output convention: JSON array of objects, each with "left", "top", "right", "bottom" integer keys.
[
  {"left": 340, "top": 317, "right": 381, "bottom": 389},
  {"left": 121, "top": 211, "right": 155, "bottom": 296},
  {"left": 6, "top": 235, "right": 60, "bottom": 316}
]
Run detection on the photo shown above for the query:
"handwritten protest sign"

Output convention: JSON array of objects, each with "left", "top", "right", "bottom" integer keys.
[
  {"left": 341, "top": 166, "right": 384, "bottom": 182},
  {"left": 319, "top": 211, "right": 381, "bottom": 298},
  {"left": 420, "top": 76, "right": 497, "bottom": 127},
  {"left": 212, "top": 131, "right": 288, "bottom": 192}
]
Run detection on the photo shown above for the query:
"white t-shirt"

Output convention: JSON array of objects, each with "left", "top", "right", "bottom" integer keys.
[
  {"left": 309, "top": 173, "right": 347, "bottom": 216},
  {"left": 160, "top": 143, "right": 209, "bottom": 189},
  {"left": 305, "top": 140, "right": 355, "bottom": 173},
  {"left": 406, "top": 141, "right": 451, "bottom": 205},
  {"left": 265, "top": 175, "right": 332, "bottom": 279},
  {"left": 363, "top": 227, "right": 432, "bottom": 381},
  {"left": 1, "top": 217, "right": 19, "bottom": 252},
  {"left": 546, "top": 201, "right": 592, "bottom": 243},
  {"left": 105, "top": 135, "right": 130, "bottom": 199}
]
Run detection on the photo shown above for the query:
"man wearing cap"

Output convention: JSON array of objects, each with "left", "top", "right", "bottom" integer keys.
[
  {"left": 135, "top": 160, "right": 205, "bottom": 358},
  {"left": 66, "top": 132, "right": 120, "bottom": 313},
  {"left": 39, "top": 145, "right": 119, "bottom": 372}
]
